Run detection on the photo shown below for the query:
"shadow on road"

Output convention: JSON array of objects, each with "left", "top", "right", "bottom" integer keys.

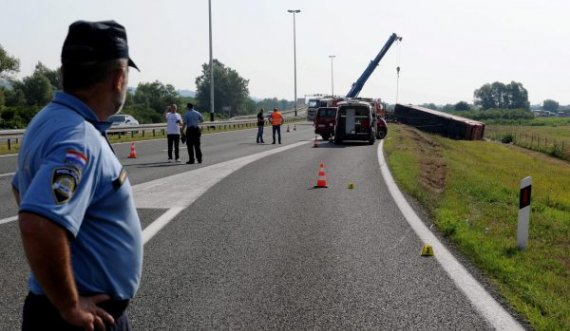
[{"left": 125, "top": 162, "right": 186, "bottom": 168}]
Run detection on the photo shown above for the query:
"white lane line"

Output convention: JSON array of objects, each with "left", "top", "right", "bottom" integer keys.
[
  {"left": 142, "top": 207, "right": 185, "bottom": 245},
  {"left": 0, "top": 216, "right": 18, "bottom": 225},
  {"left": 136, "top": 141, "right": 309, "bottom": 243},
  {"left": 377, "top": 141, "right": 524, "bottom": 330},
  {"left": 0, "top": 172, "right": 15, "bottom": 178}
]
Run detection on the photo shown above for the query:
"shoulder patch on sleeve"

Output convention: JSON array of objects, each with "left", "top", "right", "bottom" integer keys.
[{"left": 51, "top": 167, "right": 80, "bottom": 204}]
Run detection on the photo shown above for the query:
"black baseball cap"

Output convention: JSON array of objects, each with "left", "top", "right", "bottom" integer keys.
[{"left": 61, "top": 20, "right": 139, "bottom": 70}]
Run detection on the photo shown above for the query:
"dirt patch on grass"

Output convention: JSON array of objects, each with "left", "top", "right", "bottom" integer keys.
[{"left": 398, "top": 125, "right": 447, "bottom": 195}]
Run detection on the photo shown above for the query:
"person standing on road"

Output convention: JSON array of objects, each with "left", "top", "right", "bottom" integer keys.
[
  {"left": 165, "top": 104, "right": 182, "bottom": 162},
  {"left": 270, "top": 107, "right": 284, "bottom": 144},
  {"left": 11, "top": 20, "right": 142, "bottom": 331},
  {"left": 256, "top": 108, "right": 265, "bottom": 143},
  {"left": 183, "top": 103, "right": 204, "bottom": 164}
]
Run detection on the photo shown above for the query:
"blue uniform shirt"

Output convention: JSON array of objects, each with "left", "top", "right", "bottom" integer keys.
[
  {"left": 183, "top": 109, "right": 204, "bottom": 128},
  {"left": 12, "top": 91, "right": 142, "bottom": 300}
]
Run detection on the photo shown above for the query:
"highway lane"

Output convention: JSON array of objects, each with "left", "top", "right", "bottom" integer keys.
[
  {"left": 0, "top": 123, "right": 522, "bottom": 329},
  {"left": 0, "top": 123, "right": 315, "bottom": 328},
  {"left": 0, "top": 123, "right": 313, "bottom": 221},
  {"left": 129, "top": 138, "right": 495, "bottom": 330}
]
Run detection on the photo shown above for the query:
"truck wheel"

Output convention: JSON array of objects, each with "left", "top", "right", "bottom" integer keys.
[{"left": 376, "top": 129, "right": 386, "bottom": 140}]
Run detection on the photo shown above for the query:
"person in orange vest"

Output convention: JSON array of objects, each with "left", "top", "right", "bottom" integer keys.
[{"left": 269, "top": 108, "right": 284, "bottom": 144}]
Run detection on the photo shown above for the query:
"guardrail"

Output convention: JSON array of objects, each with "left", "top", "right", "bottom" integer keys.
[{"left": 0, "top": 107, "right": 308, "bottom": 152}]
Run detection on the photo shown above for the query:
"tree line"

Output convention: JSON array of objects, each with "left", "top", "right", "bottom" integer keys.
[
  {"left": 0, "top": 44, "right": 293, "bottom": 129},
  {"left": 2, "top": 43, "right": 567, "bottom": 129}
]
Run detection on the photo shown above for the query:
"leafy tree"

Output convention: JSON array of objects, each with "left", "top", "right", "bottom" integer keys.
[
  {"left": 21, "top": 73, "right": 53, "bottom": 106},
  {"left": 122, "top": 104, "right": 162, "bottom": 124},
  {"left": 195, "top": 59, "right": 250, "bottom": 116},
  {"left": 255, "top": 98, "right": 294, "bottom": 113},
  {"left": 0, "top": 44, "right": 20, "bottom": 77},
  {"left": 4, "top": 84, "right": 27, "bottom": 106},
  {"left": 420, "top": 103, "right": 438, "bottom": 110},
  {"left": 132, "top": 80, "right": 180, "bottom": 114},
  {"left": 34, "top": 62, "right": 61, "bottom": 90},
  {"left": 454, "top": 101, "right": 471, "bottom": 111},
  {"left": 543, "top": 99, "right": 559, "bottom": 112},
  {"left": 474, "top": 81, "right": 529, "bottom": 110}
]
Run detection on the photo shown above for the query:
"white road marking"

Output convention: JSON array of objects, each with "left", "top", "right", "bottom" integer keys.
[
  {"left": 1, "top": 142, "right": 309, "bottom": 229},
  {"left": 138, "top": 141, "right": 309, "bottom": 243},
  {"left": 142, "top": 207, "right": 185, "bottom": 245},
  {"left": 0, "top": 172, "right": 15, "bottom": 178},
  {"left": 377, "top": 141, "right": 524, "bottom": 330},
  {"left": 0, "top": 216, "right": 17, "bottom": 225}
]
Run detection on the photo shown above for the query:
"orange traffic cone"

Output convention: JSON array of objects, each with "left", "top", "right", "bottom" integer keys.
[
  {"left": 313, "top": 135, "right": 319, "bottom": 148},
  {"left": 128, "top": 142, "right": 137, "bottom": 158},
  {"left": 314, "top": 161, "right": 328, "bottom": 188}
]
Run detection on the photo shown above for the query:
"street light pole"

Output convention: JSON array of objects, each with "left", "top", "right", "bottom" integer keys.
[
  {"left": 329, "top": 55, "right": 335, "bottom": 96},
  {"left": 208, "top": 0, "right": 215, "bottom": 122},
  {"left": 287, "top": 9, "right": 301, "bottom": 117}
]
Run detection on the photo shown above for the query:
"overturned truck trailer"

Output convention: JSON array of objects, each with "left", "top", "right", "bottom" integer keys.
[{"left": 395, "top": 104, "right": 485, "bottom": 140}]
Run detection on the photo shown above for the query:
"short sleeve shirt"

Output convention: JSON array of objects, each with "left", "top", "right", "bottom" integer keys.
[
  {"left": 12, "top": 92, "right": 142, "bottom": 300},
  {"left": 165, "top": 112, "right": 182, "bottom": 134},
  {"left": 183, "top": 109, "right": 204, "bottom": 128}
]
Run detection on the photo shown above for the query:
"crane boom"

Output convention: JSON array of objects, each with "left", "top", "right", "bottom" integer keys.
[{"left": 346, "top": 33, "right": 402, "bottom": 98}]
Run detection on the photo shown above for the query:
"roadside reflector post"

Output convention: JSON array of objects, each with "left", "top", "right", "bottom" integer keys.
[{"left": 517, "top": 176, "right": 532, "bottom": 250}]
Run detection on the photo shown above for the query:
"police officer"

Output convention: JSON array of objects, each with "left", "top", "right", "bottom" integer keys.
[
  {"left": 182, "top": 103, "right": 204, "bottom": 164},
  {"left": 11, "top": 20, "right": 142, "bottom": 330}
]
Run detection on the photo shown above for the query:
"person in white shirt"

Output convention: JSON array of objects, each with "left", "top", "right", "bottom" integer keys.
[{"left": 164, "top": 104, "right": 183, "bottom": 162}]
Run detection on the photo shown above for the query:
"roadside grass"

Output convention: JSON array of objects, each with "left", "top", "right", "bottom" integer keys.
[
  {"left": 486, "top": 123, "right": 570, "bottom": 161},
  {"left": 384, "top": 124, "right": 570, "bottom": 331}
]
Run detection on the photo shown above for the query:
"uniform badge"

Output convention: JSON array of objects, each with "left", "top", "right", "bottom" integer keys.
[{"left": 51, "top": 167, "right": 80, "bottom": 204}]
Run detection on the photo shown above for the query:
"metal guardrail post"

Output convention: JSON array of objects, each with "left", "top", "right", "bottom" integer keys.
[{"left": 8, "top": 139, "right": 11, "bottom": 150}]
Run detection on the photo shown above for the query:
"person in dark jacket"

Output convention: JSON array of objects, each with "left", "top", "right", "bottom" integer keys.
[{"left": 256, "top": 108, "right": 265, "bottom": 143}]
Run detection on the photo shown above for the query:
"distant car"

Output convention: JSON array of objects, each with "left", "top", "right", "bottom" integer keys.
[
  {"left": 108, "top": 114, "right": 139, "bottom": 127},
  {"left": 108, "top": 114, "right": 139, "bottom": 135}
]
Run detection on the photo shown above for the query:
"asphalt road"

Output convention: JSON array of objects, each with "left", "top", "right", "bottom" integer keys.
[{"left": 0, "top": 123, "right": 520, "bottom": 330}]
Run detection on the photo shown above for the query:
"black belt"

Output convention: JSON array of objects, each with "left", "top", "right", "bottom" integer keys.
[{"left": 27, "top": 292, "right": 130, "bottom": 320}]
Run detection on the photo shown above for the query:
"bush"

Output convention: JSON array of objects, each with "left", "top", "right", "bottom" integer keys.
[{"left": 500, "top": 134, "right": 513, "bottom": 143}]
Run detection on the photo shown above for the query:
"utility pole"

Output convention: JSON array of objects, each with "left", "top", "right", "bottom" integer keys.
[
  {"left": 329, "top": 55, "right": 336, "bottom": 96},
  {"left": 209, "top": 0, "right": 215, "bottom": 121},
  {"left": 287, "top": 9, "right": 301, "bottom": 117}
]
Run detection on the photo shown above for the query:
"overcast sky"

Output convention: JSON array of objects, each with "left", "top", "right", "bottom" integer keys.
[{"left": 2, "top": 0, "right": 569, "bottom": 105}]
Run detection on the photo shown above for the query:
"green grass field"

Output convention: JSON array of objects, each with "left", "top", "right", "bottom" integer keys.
[
  {"left": 486, "top": 120, "right": 570, "bottom": 161},
  {"left": 384, "top": 124, "right": 570, "bottom": 331}
]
